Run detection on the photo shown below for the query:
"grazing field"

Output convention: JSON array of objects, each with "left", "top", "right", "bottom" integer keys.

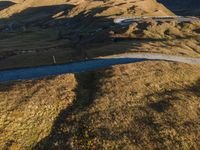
[
  {"left": 0, "top": 0, "right": 199, "bottom": 70},
  {"left": 0, "top": 20, "right": 199, "bottom": 70},
  {"left": 1, "top": 61, "right": 200, "bottom": 149},
  {"left": 0, "top": 74, "right": 77, "bottom": 149},
  {"left": 0, "top": 0, "right": 200, "bottom": 150}
]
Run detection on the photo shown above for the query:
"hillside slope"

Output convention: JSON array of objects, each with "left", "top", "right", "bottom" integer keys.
[
  {"left": 0, "top": 0, "right": 200, "bottom": 71},
  {"left": 35, "top": 61, "right": 200, "bottom": 149},
  {"left": 1, "top": 61, "right": 200, "bottom": 149},
  {"left": 0, "top": 1, "right": 200, "bottom": 149},
  {"left": 0, "top": 0, "right": 173, "bottom": 20}
]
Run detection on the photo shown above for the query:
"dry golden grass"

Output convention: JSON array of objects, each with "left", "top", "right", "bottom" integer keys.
[
  {"left": 0, "top": 1, "right": 199, "bottom": 149},
  {"left": 0, "top": 0, "right": 173, "bottom": 19},
  {"left": 0, "top": 0, "right": 198, "bottom": 70},
  {"left": 0, "top": 74, "right": 76, "bottom": 149},
  {"left": 0, "top": 21, "right": 199, "bottom": 70},
  {"left": 33, "top": 61, "right": 200, "bottom": 149},
  {"left": 1, "top": 61, "right": 200, "bottom": 149},
  {"left": 114, "top": 20, "right": 200, "bottom": 40},
  {"left": 86, "top": 37, "right": 200, "bottom": 59}
]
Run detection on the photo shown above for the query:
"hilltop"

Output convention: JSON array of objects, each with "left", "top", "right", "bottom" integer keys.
[{"left": 0, "top": 0, "right": 173, "bottom": 20}]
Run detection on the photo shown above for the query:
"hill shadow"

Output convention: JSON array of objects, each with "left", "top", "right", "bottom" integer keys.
[
  {"left": 0, "top": 4, "right": 75, "bottom": 25},
  {"left": 0, "top": 1, "right": 15, "bottom": 11},
  {"left": 0, "top": 3, "right": 189, "bottom": 70},
  {"left": 157, "top": 0, "right": 200, "bottom": 16},
  {"left": 0, "top": 4, "right": 146, "bottom": 70}
]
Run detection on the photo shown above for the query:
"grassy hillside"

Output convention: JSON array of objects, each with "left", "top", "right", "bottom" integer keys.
[
  {"left": 35, "top": 61, "right": 200, "bottom": 149},
  {"left": 0, "top": 74, "right": 77, "bottom": 149},
  {"left": 0, "top": 61, "right": 200, "bottom": 149},
  {"left": 0, "top": 1, "right": 200, "bottom": 150},
  {"left": 0, "top": 0, "right": 173, "bottom": 20},
  {"left": 0, "top": 20, "right": 199, "bottom": 70},
  {"left": 0, "top": 0, "right": 199, "bottom": 70}
]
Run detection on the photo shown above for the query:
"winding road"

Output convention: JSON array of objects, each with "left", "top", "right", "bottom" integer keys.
[
  {"left": 114, "top": 16, "right": 200, "bottom": 26},
  {"left": 0, "top": 53, "right": 200, "bottom": 83}
]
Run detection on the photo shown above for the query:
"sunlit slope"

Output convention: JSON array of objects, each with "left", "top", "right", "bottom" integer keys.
[
  {"left": 31, "top": 61, "right": 200, "bottom": 149},
  {"left": 0, "top": 0, "right": 174, "bottom": 20},
  {"left": 1, "top": 61, "right": 200, "bottom": 149}
]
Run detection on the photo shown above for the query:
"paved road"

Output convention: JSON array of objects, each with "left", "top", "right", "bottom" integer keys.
[
  {"left": 0, "top": 53, "right": 200, "bottom": 83},
  {"left": 114, "top": 16, "right": 200, "bottom": 26},
  {"left": 108, "top": 53, "right": 200, "bottom": 64}
]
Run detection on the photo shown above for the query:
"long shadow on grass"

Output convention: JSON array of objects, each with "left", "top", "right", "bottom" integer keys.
[
  {"left": 33, "top": 70, "right": 113, "bottom": 149},
  {"left": 0, "top": 4, "right": 75, "bottom": 24}
]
